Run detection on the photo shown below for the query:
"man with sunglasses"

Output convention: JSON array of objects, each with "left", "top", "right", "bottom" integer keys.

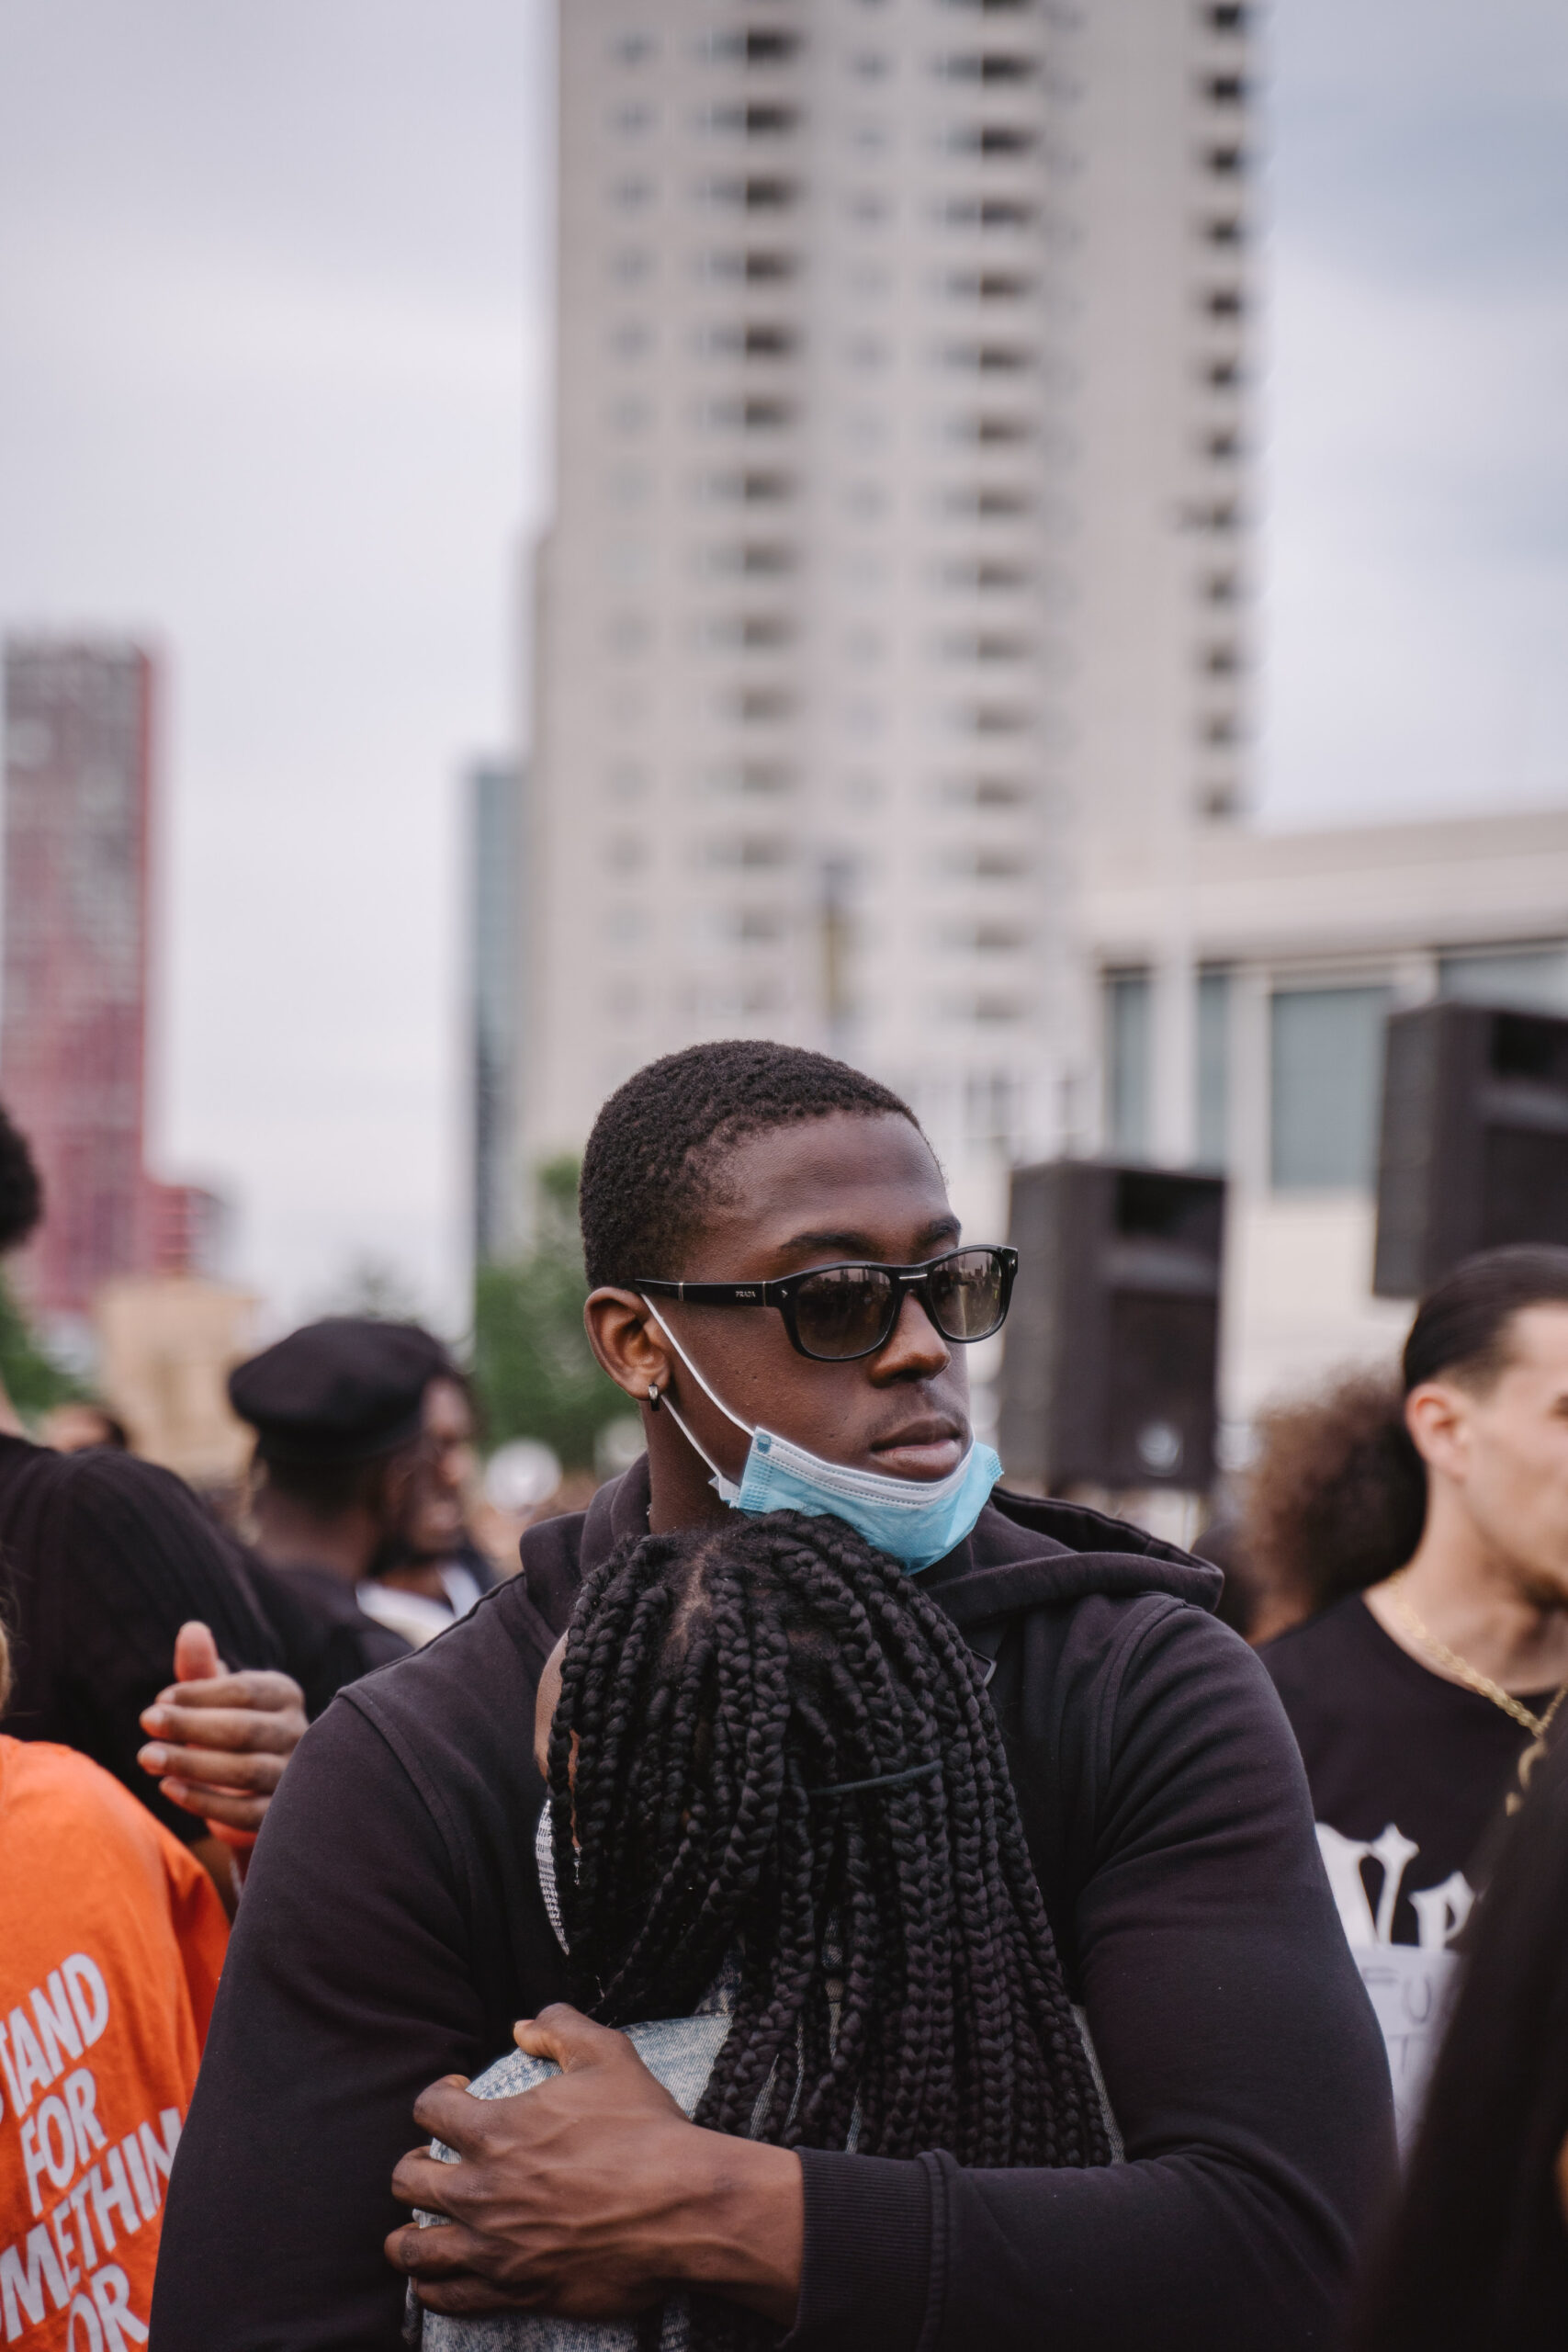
[{"left": 155, "top": 1042, "right": 1390, "bottom": 2352}]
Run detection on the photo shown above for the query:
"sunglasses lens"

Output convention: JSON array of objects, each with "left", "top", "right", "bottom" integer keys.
[
  {"left": 793, "top": 1265, "right": 897, "bottom": 1360},
  {"left": 926, "top": 1250, "right": 1008, "bottom": 1342}
]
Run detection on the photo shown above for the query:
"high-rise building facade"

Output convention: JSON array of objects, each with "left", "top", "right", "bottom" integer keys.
[
  {"left": 522, "top": 0, "right": 1256, "bottom": 1234},
  {"left": 1, "top": 639, "right": 156, "bottom": 1327}
]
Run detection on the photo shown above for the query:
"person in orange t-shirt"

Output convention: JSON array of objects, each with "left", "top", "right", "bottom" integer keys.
[{"left": 0, "top": 1621, "right": 227, "bottom": 2351}]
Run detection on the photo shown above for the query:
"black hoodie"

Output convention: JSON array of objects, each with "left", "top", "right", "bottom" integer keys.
[{"left": 152, "top": 1468, "right": 1393, "bottom": 2351}]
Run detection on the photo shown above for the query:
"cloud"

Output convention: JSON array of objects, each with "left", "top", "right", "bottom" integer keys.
[
  {"left": 1261, "top": 0, "right": 1568, "bottom": 827},
  {"left": 0, "top": 0, "right": 553, "bottom": 1329}
]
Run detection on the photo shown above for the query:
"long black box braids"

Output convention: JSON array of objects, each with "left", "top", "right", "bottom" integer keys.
[{"left": 547, "top": 1510, "right": 1111, "bottom": 2349}]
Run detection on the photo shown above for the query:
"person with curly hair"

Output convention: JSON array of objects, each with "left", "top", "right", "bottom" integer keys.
[
  {"left": 1259, "top": 1247, "right": 1568, "bottom": 2144},
  {"left": 1242, "top": 1368, "right": 1427, "bottom": 1638},
  {"left": 156, "top": 1039, "right": 1388, "bottom": 2352}
]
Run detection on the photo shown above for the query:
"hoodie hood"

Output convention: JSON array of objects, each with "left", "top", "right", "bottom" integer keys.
[
  {"left": 579, "top": 1457, "right": 1222, "bottom": 1632},
  {"left": 925, "top": 1484, "right": 1222, "bottom": 1630}
]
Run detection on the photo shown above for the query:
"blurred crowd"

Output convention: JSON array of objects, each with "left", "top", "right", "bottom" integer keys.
[{"left": 4, "top": 1052, "right": 1568, "bottom": 2348}]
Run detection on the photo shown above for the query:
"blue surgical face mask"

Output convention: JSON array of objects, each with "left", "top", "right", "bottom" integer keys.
[{"left": 640, "top": 1298, "right": 1002, "bottom": 1575}]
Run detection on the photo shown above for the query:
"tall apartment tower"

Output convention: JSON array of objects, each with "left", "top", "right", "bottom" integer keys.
[{"left": 524, "top": 0, "right": 1256, "bottom": 1230}]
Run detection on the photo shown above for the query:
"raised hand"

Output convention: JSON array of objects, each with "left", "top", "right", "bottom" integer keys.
[{"left": 138, "top": 1617, "right": 308, "bottom": 1846}]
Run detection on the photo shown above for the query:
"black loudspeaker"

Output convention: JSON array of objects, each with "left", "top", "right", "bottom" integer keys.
[
  {"left": 998, "top": 1161, "right": 1225, "bottom": 1493},
  {"left": 1373, "top": 1001, "right": 1568, "bottom": 1298}
]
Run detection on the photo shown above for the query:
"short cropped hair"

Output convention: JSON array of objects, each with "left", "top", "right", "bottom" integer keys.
[
  {"left": 257, "top": 1446, "right": 414, "bottom": 1520},
  {"left": 1403, "top": 1245, "right": 1568, "bottom": 1394},
  {"left": 579, "top": 1039, "right": 919, "bottom": 1289}
]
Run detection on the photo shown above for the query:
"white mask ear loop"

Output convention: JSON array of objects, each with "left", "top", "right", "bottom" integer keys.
[{"left": 639, "top": 1296, "right": 754, "bottom": 1494}]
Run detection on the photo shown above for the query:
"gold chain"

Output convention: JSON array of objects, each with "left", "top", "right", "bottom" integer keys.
[{"left": 1384, "top": 1571, "right": 1568, "bottom": 1743}]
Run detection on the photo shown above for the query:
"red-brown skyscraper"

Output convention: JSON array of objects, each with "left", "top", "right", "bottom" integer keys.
[{"left": 1, "top": 638, "right": 155, "bottom": 1325}]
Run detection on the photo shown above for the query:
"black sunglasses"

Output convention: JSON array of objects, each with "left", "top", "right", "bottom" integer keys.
[{"left": 638, "top": 1244, "right": 1018, "bottom": 1363}]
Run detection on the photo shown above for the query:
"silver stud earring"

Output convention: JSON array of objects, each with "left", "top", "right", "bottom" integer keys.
[{"left": 648, "top": 1383, "right": 662, "bottom": 1412}]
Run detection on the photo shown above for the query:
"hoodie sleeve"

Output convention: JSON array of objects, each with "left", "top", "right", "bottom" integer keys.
[{"left": 789, "top": 1600, "right": 1395, "bottom": 2352}]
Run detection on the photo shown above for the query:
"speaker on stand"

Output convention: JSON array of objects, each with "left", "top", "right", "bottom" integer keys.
[
  {"left": 998, "top": 1159, "right": 1226, "bottom": 1498},
  {"left": 1374, "top": 1001, "right": 1568, "bottom": 1297}
]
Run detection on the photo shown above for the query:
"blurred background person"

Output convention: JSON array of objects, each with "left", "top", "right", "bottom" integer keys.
[
  {"left": 1241, "top": 1366, "right": 1430, "bottom": 1640},
  {"left": 0, "top": 1615, "right": 231, "bottom": 2339},
  {"left": 1353, "top": 1728, "right": 1568, "bottom": 2346},
  {"left": 1193, "top": 1514, "right": 1282, "bottom": 1646},
  {"left": 359, "top": 1350, "right": 498, "bottom": 1648},
  {"left": 1260, "top": 1247, "right": 1568, "bottom": 2143},
  {"left": 228, "top": 1317, "right": 446, "bottom": 1713},
  {"left": 38, "top": 1397, "right": 130, "bottom": 1453},
  {"left": 0, "top": 1098, "right": 307, "bottom": 1902}
]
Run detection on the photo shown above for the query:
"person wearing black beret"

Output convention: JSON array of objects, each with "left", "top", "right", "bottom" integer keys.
[{"left": 230, "top": 1317, "right": 454, "bottom": 1718}]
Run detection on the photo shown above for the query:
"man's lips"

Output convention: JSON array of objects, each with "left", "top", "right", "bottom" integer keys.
[{"left": 869, "top": 1419, "right": 967, "bottom": 1476}]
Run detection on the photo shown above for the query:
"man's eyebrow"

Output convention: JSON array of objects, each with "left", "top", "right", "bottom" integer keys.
[{"left": 778, "top": 1216, "right": 961, "bottom": 1261}]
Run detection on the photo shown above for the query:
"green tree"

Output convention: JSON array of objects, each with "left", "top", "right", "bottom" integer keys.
[
  {"left": 0, "top": 1273, "right": 82, "bottom": 1419},
  {"left": 472, "top": 1157, "right": 626, "bottom": 1471}
]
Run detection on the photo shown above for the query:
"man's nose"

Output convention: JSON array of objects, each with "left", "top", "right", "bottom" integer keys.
[{"left": 871, "top": 1288, "right": 952, "bottom": 1380}]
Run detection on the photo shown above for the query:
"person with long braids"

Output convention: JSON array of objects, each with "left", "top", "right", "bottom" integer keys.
[
  {"left": 420, "top": 1512, "right": 1113, "bottom": 2352},
  {"left": 156, "top": 1040, "right": 1390, "bottom": 2352}
]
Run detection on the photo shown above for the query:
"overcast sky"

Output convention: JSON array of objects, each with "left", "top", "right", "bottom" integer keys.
[{"left": 1, "top": 0, "right": 1565, "bottom": 1331}]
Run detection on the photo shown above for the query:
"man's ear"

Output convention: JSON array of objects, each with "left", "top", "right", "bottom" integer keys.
[
  {"left": 1405, "top": 1380, "right": 1470, "bottom": 1480},
  {"left": 584, "top": 1289, "right": 675, "bottom": 1405}
]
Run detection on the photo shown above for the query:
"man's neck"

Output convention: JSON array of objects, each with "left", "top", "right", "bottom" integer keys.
[
  {"left": 645, "top": 1410, "right": 738, "bottom": 1535},
  {"left": 1367, "top": 1512, "right": 1568, "bottom": 1694},
  {"left": 249, "top": 1493, "right": 375, "bottom": 1588}
]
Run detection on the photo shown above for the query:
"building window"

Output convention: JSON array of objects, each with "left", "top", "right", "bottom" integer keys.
[
  {"left": 1269, "top": 986, "right": 1391, "bottom": 1191},
  {"left": 1105, "top": 969, "right": 1152, "bottom": 1160},
  {"left": 940, "top": 198, "right": 1037, "bottom": 229},
  {"left": 1196, "top": 967, "right": 1230, "bottom": 1170},
  {"left": 701, "top": 760, "right": 794, "bottom": 798},
  {"left": 706, "top": 469, "right": 795, "bottom": 504},
  {"left": 709, "top": 102, "right": 801, "bottom": 136},
  {"left": 709, "top": 176, "right": 800, "bottom": 211},
  {"left": 709, "top": 28, "right": 803, "bottom": 66},
  {"left": 940, "top": 53, "right": 1038, "bottom": 81},
  {"left": 948, "top": 271, "right": 1034, "bottom": 300},
  {"left": 1438, "top": 945, "right": 1568, "bottom": 1015},
  {"left": 952, "top": 124, "right": 1038, "bottom": 156},
  {"left": 704, "top": 395, "right": 797, "bottom": 432}
]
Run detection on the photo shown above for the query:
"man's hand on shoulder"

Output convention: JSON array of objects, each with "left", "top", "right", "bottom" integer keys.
[
  {"left": 386, "top": 2003, "right": 804, "bottom": 2329},
  {"left": 137, "top": 1619, "right": 308, "bottom": 1845}
]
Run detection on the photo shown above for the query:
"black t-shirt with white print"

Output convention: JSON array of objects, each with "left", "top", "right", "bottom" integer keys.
[
  {"left": 1263, "top": 1592, "right": 1552, "bottom": 2142},
  {"left": 1263, "top": 1592, "right": 1546, "bottom": 1950}
]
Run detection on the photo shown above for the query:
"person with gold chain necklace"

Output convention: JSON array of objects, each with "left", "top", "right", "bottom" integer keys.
[{"left": 1263, "top": 1246, "right": 1568, "bottom": 2148}]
